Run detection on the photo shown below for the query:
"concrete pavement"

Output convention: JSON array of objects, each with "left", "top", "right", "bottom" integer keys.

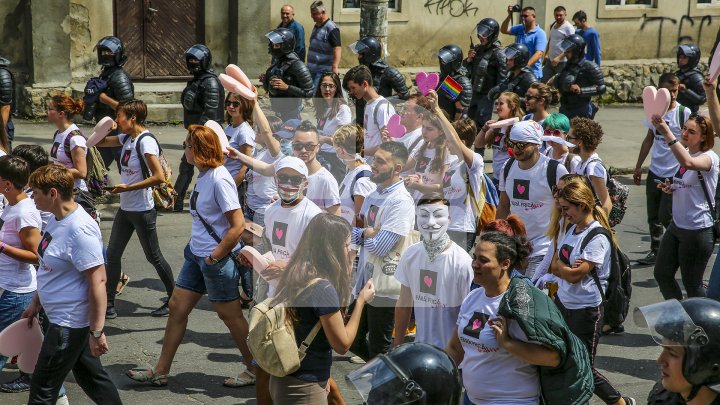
[{"left": 1, "top": 106, "right": 717, "bottom": 404}]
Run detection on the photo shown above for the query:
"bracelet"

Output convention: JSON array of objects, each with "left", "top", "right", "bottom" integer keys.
[
  {"left": 667, "top": 138, "right": 679, "bottom": 146},
  {"left": 0, "top": 241, "right": 5, "bottom": 254}
]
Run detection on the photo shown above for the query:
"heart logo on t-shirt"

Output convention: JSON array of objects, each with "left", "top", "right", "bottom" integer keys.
[
  {"left": 50, "top": 142, "right": 60, "bottom": 159},
  {"left": 419, "top": 269, "right": 438, "bottom": 295},
  {"left": 121, "top": 149, "right": 132, "bottom": 167},
  {"left": 415, "top": 156, "right": 431, "bottom": 173},
  {"left": 513, "top": 179, "right": 530, "bottom": 200},
  {"left": 442, "top": 170, "right": 455, "bottom": 189},
  {"left": 675, "top": 167, "right": 687, "bottom": 178},
  {"left": 38, "top": 232, "right": 53, "bottom": 258},
  {"left": 271, "top": 221, "right": 288, "bottom": 246},
  {"left": 367, "top": 205, "right": 380, "bottom": 227},
  {"left": 494, "top": 135, "right": 502, "bottom": 144},
  {"left": 472, "top": 319, "right": 481, "bottom": 330},
  {"left": 559, "top": 244, "right": 574, "bottom": 266},
  {"left": 463, "top": 311, "right": 490, "bottom": 339}
]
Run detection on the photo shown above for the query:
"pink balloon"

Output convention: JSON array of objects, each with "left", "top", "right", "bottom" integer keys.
[
  {"left": 219, "top": 73, "right": 256, "bottom": 101},
  {"left": 710, "top": 45, "right": 720, "bottom": 83},
  {"left": 642, "top": 86, "right": 671, "bottom": 123},
  {"left": 386, "top": 114, "right": 407, "bottom": 138},
  {"left": 240, "top": 246, "right": 278, "bottom": 288},
  {"left": 416, "top": 72, "right": 440, "bottom": 96},
  {"left": 488, "top": 117, "right": 520, "bottom": 129},
  {"left": 0, "top": 318, "right": 43, "bottom": 374},
  {"left": 204, "top": 120, "right": 230, "bottom": 153},
  {"left": 225, "top": 64, "right": 253, "bottom": 89},
  {"left": 86, "top": 116, "right": 115, "bottom": 147}
]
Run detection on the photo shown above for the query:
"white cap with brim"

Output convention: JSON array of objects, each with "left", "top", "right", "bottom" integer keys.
[
  {"left": 509, "top": 120, "right": 543, "bottom": 145},
  {"left": 273, "top": 156, "right": 308, "bottom": 178},
  {"left": 541, "top": 135, "right": 576, "bottom": 148}
]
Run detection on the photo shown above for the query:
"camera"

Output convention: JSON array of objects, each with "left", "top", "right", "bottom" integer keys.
[{"left": 511, "top": 4, "right": 522, "bottom": 12}]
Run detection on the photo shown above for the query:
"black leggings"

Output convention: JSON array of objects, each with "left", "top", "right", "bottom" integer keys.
[
  {"left": 654, "top": 222, "right": 713, "bottom": 300},
  {"left": 106, "top": 208, "right": 174, "bottom": 306}
]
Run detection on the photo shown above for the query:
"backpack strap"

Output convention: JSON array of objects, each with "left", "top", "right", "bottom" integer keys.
[
  {"left": 350, "top": 170, "right": 371, "bottom": 202},
  {"left": 296, "top": 278, "right": 325, "bottom": 356},
  {"left": 373, "top": 98, "right": 390, "bottom": 130},
  {"left": 408, "top": 135, "right": 423, "bottom": 155},
  {"left": 502, "top": 157, "right": 516, "bottom": 184},
  {"left": 678, "top": 104, "right": 687, "bottom": 129},
  {"left": 697, "top": 170, "right": 718, "bottom": 223},
  {"left": 134, "top": 132, "right": 161, "bottom": 180},
  {"left": 546, "top": 158, "right": 559, "bottom": 191},
  {"left": 579, "top": 226, "right": 613, "bottom": 300},
  {"left": 564, "top": 153, "right": 576, "bottom": 174},
  {"left": 63, "top": 129, "right": 86, "bottom": 162},
  {"left": 582, "top": 157, "right": 604, "bottom": 206}
]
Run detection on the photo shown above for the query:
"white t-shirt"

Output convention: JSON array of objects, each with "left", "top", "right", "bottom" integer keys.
[
  {"left": 544, "top": 148, "right": 582, "bottom": 174},
  {"left": 188, "top": 166, "right": 242, "bottom": 257},
  {"left": 338, "top": 164, "right": 376, "bottom": 224},
  {"left": 37, "top": 207, "right": 104, "bottom": 328},
  {"left": 0, "top": 198, "right": 42, "bottom": 293},
  {"left": 395, "top": 242, "right": 472, "bottom": 348},
  {"left": 395, "top": 127, "right": 424, "bottom": 158},
  {"left": 499, "top": 155, "right": 568, "bottom": 257},
  {"left": 442, "top": 153, "right": 485, "bottom": 233},
  {"left": 224, "top": 121, "right": 256, "bottom": 177},
  {"left": 363, "top": 96, "right": 395, "bottom": 163},
  {"left": 457, "top": 288, "right": 540, "bottom": 404},
  {"left": 307, "top": 166, "right": 341, "bottom": 211},
  {"left": 489, "top": 128, "right": 511, "bottom": 180},
  {"left": 671, "top": 150, "right": 720, "bottom": 230},
  {"left": 50, "top": 124, "right": 88, "bottom": 191},
  {"left": 246, "top": 147, "right": 281, "bottom": 214},
  {"left": 263, "top": 198, "right": 323, "bottom": 262},
  {"left": 319, "top": 104, "right": 352, "bottom": 153},
  {"left": 556, "top": 221, "right": 611, "bottom": 310},
  {"left": 119, "top": 131, "right": 159, "bottom": 212},
  {"left": 575, "top": 153, "right": 608, "bottom": 184},
  {"left": 643, "top": 104, "right": 690, "bottom": 178},
  {"left": 411, "top": 145, "right": 457, "bottom": 201},
  {"left": 548, "top": 21, "right": 576, "bottom": 60}
]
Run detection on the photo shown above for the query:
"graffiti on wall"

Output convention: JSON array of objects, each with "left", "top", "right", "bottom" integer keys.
[
  {"left": 641, "top": 13, "right": 713, "bottom": 58},
  {"left": 424, "top": 0, "right": 478, "bottom": 18}
]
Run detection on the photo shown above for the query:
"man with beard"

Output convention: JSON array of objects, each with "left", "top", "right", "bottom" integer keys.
[
  {"left": 291, "top": 121, "right": 341, "bottom": 215},
  {"left": 498, "top": 121, "right": 568, "bottom": 279},
  {"left": 350, "top": 141, "right": 415, "bottom": 361}
]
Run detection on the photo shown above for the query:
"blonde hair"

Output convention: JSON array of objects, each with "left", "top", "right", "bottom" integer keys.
[
  {"left": 557, "top": 180, "right": 617, "bottom": 246},
  {"left": 332, "top": 124, "right": 364, "bottom": 156}
]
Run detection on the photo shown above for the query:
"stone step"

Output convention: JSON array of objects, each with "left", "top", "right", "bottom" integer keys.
[
  {"left": 133, "top": 82, "right": 186, "bottom": 104},
  {"left": 146, "top": 103, "right": 184, "bottom": 124}
]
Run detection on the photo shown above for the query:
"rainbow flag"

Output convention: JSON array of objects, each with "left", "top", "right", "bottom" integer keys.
[{"left": 439, "top": 75, "right": 463, "bottom": 100}]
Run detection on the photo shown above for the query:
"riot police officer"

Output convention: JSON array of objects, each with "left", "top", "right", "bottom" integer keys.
[
  {"left": 555, "top": 34, "right": 606, "bottom": 119},
  {"left": 676, "top": 44, "right": 706, "bottom": 113},
  {"left": 348, "top": 36, "right": 410, "bottom": 125},
  {"left": 262, "top": 28, "right": 314, "bottom": 121},
  {"left": 488, "top": 43, "right": 538, "bottom": 103},
  {"left": 464, "top": 18, "right": 507, "bottom": 131},
  {"left": 173, "top": 44, "right": 224, "bottom": 212},
  {"left": 0, "top": 56, "right": 14, "bottom": 148},
  {"left": 436, "top": 44, "right": 472, "bottom": 120}
]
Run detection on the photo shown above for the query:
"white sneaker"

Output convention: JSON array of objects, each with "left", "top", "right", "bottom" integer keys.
[
  {"left": 56, "top": 394, "right": 70, "bottom": 405},
  {"left": 349, "top": 356, "right": 366, "bottom": 364}
]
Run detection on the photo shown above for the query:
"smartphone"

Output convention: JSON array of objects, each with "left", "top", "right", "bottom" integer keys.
[
  {"left": 103, "top": 186, "right": 115, "bottom": 191},
  {"left": 653, "top": 178, "right": 665, "bottom": 185}
]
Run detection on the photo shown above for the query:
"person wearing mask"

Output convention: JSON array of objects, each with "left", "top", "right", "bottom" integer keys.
[
  {"left": 568, "top": 117, "right": 613, "bottom": 216},
  {"left": 550, "top": 181, "right": 635, "bottom": 405},
  {"left": 464, "top": 18, "right": 507, "bottom": 131},
  {"left": 268, "top": 214, "right": 375, "bottom": 404},
  {"left": 554, "top": 34, "right": 606, "bottom": 119},
  {"left": 572, "top": 11, "right": 601, "bottom": 66},
  {"left": 542, "top": 113, "right": 581, "bottom": 173},
  {"left": 542, "top": 6, "right": 575, "bottom": 83},
  {"left": 436, "top": 45, "right": 472, "bottom": 121},
  {"left": 0, "top": 56, "right": 15, "bottom": 148},
  {"left": 276, "top": 4, "right": 305, "bottom": 62},
  {"left": 487, "top": 43, "right": 538, "bottom": 103},
  {"left": 94, "top": 100, "right": 175, "bottom": 318},
  {"left": 333, "top": 124, "right": 375, "bottom": 225},
  {"left": 497, "top": 120, "right": 569, "bottom": 278},
  {"left": 85, "top": 36, "right": 134, "bottom": 171},
  {"left": 634, "top": 73, "right": 690, "bottom": 265},
  {"left": 313, "top": 72, "right": 352, "bottom": 182},
  {"left": 307, "top": 1, "right": 342, "bottom": 87},
  {"left": 475, "top": 92, "right": 525, "bottom": 186},
  {"left": 262, "top": 28, "right": 315, "bottom": 121},
  {"left": 126, "top": 125, "right": 256, "bottom": 389},
  {"left": 348, "top": 36, "right": 409, "bottom": 126},
  {"left": 223, "top": 92, "right": 256, "bottom": 188},
  {"left": 25, "top": 164, "right": 121, "bottom": 405},
  {"left": 174, "top": 44, "right": 224, "bottom": 212},
  {"left": 675, "top": 44, "right": 706, "bottom": 114},
  {"left": 501, "top": 6, "right": 547, "bottom": 80},
  {"left": 48, "top": 95, "right": 89, "bottom": 192},
  {"left": 393, "top": 193, "right": 473, "bottom": 349},
  {"left": 652, "top": 113, "right": 718, "bottom": 300}
]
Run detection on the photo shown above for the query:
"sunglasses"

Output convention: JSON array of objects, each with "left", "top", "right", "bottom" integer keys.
[
  {"left": 225, "top": 101, "right": 241, "bottom": 108},
  {"left": 690, "top": 114, "right": 706, "bottom": 125},
  {"left": 544, "top": 129, "right": 564, "bottom": 137},
  {"left": 182, "top": 141, "right": 192, "bottom": 149},
  {"left": 320, "top": 83, "right": 337, "bottom": 90},
  {"left": 506, "top": 140, "right": 530, "bottom": 150},
  {"left": 292, "top": 142, "right": 318, "bottom": 151},
  {"left": 525, "top": 94, "right": 541, "bottom": 101},
  {"left": 276, "top": 173, "right": 305, "bottom": 185}
]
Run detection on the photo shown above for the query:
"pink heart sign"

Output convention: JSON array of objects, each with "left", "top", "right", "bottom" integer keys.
[
  {"left": 240, "top": 246, "right": 278, "bottom": 287},
  {"left": 416, "top": 72, "right": 440, "bottom": 96},
  {"left": 86, "top": 116, "right": 115, "bottom": 147},
  {"left": 204, "top": 120, "right": 230, "bottom": 153},
  {"left": 226, "top": 64, "right": 253, "bottom": 89},
  {"left": 386, "top": 114, "right": 406, "bottom": 138},
  {"left": 0, "top": 318, "right": 43, "bottom": 373},
  {"left": 710, "top": 45, "right": 720, "bottom": 83},
  {"left": 642, "top": 86, "right": 671, "bottom": 122},
  {"left": 488, "top": 117, "right": 519, "bottom": 129},
  {"left": 219, "top": 73, "right": 256, "bottom": 101}
]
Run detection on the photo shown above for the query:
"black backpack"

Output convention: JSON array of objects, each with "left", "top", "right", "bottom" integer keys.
[
  {"left": 579, "top": 227, "right": 632, "bottom": 328},
  {"left": 502, "top": 157, "right": 561, "bottom": 191}
]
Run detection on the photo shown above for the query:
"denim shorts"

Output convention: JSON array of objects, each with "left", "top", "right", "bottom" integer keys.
[{"left": 175, "top": 244, "right": 240, "bottom": 302}]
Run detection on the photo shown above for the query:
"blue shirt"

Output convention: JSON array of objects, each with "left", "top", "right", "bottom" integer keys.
[
  {"left": 576, "top": 27, "right": 601, "bottom": 66},
  {"left": 510, "top": 24, "right": 548, "bottom": 79},
  {"left": 277, "top": 19, "right": 306, "bottom": 61}
]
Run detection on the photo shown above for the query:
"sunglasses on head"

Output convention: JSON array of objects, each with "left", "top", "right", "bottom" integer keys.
[
  {"left": 292, "top": 142, "right": 318, "bottom": 151},
  {"left": 690, "top": 114, "right": 706, "bottom": 125},
  {"left": 276, "top": 173, "right": 305, "bottom": 185},
  {"left": 544, "top": 128, "right": 564, "bottom": 137},
  {"left": 225, "top": 101, "right": 241, "bottom": 108},
  {"left": 506, "top": 139, "right": 530, "bottom": 150}
]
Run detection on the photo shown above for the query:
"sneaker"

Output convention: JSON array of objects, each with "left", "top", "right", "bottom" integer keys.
[
  {"left": 0, "top": 372, "right": 31, "bottom": 393},
  {"left": 105, "top": 306, "right": 118, "bottom": 319},
  {"left": 56, "top": 394, "right": 70, "bottom": 405},
  {"left": 637, "top": 251, "right": 656, "bottom": 265},
  {"left": 150, "top": 302, "right": 169, "bottom": 317},
  {"left": 622, "top": 396, "right": 636, "bottom": 405},
  {"left": 349, "top": 356, "right": 366, "bottom": 364}
]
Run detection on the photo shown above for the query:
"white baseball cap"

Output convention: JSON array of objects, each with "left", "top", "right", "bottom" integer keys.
[
  {"left": 509, "top": 120, "right": 543, "bottom": 145},
  {"left": 273, "top": 156, "right": 308, "bottom": 178},
  {"left": 541, "top": 135, "right": 576, "bottom": 148}
]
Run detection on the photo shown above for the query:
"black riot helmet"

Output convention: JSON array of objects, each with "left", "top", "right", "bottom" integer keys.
[
  {"left": 438, "top": 45, "right": 464, "bottom": 75},
  {"left": 559, "top": 34, "right": 586, "bottom": 63},
  {"left": 636, "top": 298, "right": 720, "bottom": 400},
  {"left": 677, "top": 44, "right": 701, "bottom": 69},
  {"left": 185, "top": 44, "right": 212, "bottom": 74},
  {"left": 350, "top": 37, "right": 382, "bottom": 66},
  {"left": 95, "top": 36, "right": 127, "bottom": 67},
  {"left": 476, "top": 18, "right": 500, "bottom": 46},
  {"left": 347, "top": 343, "right": 462, "bottom": 405},
  {"left": 504, "top": 43, "right": 530, "bottom": 68},
  {"left": 265, "top": 28, "right": 295, "bottom": 58}
]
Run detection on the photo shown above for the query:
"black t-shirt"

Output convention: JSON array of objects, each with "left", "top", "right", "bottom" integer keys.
[{"left": 290, "top": 279, "right": 340, "bottom": 382}]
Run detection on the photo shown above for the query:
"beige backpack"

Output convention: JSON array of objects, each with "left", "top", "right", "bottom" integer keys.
[{"left": 247, "top": 278, "right": 323, "bottom": 377}]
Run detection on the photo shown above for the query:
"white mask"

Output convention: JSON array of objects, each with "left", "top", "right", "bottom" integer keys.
[{"left": 416, "top": 204, "right": 450, "bottom": 241}]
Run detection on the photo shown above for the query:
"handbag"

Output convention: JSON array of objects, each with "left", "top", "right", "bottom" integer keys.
[{"left": 697, "top": 170, "right": 720, "bottom": 242}]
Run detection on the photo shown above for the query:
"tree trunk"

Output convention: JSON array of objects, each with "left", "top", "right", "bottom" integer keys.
[{"left": 359, "top": 0, "right": 389, "bottom": 57}]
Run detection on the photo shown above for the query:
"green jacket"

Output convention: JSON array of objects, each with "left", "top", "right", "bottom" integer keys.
[{"left": 498, "top": 277, "right": 594, "bottom": 405}]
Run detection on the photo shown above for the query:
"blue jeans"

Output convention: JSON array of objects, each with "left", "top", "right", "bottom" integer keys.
[
  {"left": 0, "top": 290, "right": 35, "bottom": 369},
  {"left": 176, "top": 244, "right": 241, "bottom": 302}
]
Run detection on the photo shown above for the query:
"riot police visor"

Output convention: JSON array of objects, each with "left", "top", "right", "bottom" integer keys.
[
  {"left": 635, "top": 299, "right": 710, "bottom": 347},
  {"left": 346, "top": 355, "right": 427, "bottom": 405},
  {"left": 349, "top": 40, "right": 370, "bottom": 55},
  {"left": 95, "top": 38, "right": 121, "bottom": 53},
  {"left": 559, "top": 39, "right": 578, "bottom": 53},
  {"left": 265, "top": 31, "right": 285, "bottom": 45},
  {"left": 504, "top": 47, "right": 521, "bottom": 60},
  {"left": 437, "top": 49, "right": 455, "bottom": 65},
  {"left": 185, "top": 48, "right": 207, "bottom": 62},
  {"left": 476, "top": 24, "right": 493, "bottom": 39}
]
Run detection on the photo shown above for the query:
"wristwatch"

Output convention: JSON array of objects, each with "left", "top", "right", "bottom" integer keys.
[
  {"left": 90, "top": 330, "right": 104, "bottom": 339},
  {"left": 207, "top": 254, "right": 220, "bottom": 265}
]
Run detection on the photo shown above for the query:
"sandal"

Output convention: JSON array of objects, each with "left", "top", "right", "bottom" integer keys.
[
  {"left": 116, "top": 273, "right": 130, "bottom": 295},
  {"left": 223, "top": 370, "right": 256, "bottom": 387},
  {"left": 126, "top": 367, "right": 169, "bottom": 387}
]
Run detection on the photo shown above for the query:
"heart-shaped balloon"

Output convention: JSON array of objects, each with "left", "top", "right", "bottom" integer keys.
[
  {"left": 386, "top": 114, "right": 406, "bottom": 138},
  {"left": 710, "top": 45, "right": 720, "bottom": 83},
  {"left": 204, "top": 120, "right": 230, "bottom": 153},
  {"left": 0, "top": 318, "right": 43, "bottom": 373},
  {"left": 488, "top": 117, "right": 519, "bottom": 129},
  {"left": 642, "top": 86, "right": 671, "bottom": 122},
  {"left": 226, "top": 64, "right": 253, "bottom": 89},
  {"left": 219, "top": 73, "right": 256, "bottom": 101},
  {"left": 416, "top": 72, "right": 440, "bottom": 96},
  {"left": 86, "top": 116, "right": 116, "bottom": 147}
]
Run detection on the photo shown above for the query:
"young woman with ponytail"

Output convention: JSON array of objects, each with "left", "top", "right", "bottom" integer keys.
[
  {"left": 48, "top": 95, "right": 89, "bottom": 191},
  {"left": 402, "top": 111, "right": 455, "bottom": 201}
]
